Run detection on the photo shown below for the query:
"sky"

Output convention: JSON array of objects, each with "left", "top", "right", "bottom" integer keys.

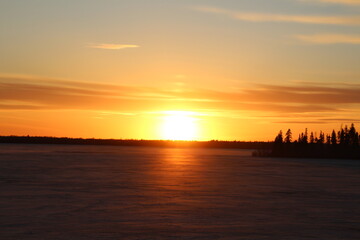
[{"left": 0, "top": 0, "right": 360, "bottom": 141}]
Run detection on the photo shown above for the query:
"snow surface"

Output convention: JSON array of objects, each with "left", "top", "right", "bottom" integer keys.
[{"left": 1, "top": 144, "right": 359, "bottom": 239}]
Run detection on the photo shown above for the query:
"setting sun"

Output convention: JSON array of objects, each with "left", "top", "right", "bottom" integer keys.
[{"left": 161, "top": 111, "right": 198, "bottom": 140}]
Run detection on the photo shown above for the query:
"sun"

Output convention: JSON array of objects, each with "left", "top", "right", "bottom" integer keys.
[{"left": 161, "top": 111, "right": 198, "bottom": 140}]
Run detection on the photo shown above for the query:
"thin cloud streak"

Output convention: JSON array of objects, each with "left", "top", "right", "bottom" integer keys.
[
  {"left": 2, "top": 75, "right": 360, "bottom": 120},
  {"left": 195, "top": 6, "right": 360, "bottom": 25},
  {"left": 87, "top": 43, "right": 139, "bottom": 50},
  {"left": 312, "top": 0, "right": 360, "bottom": 5},
  {"left": 295, "top": 34, "right": 360, "bottom": 44}
]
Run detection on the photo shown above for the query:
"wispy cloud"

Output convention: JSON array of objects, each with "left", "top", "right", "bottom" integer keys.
[
  {"left": 87, "top": 43, "right": 140, "bottom": 50},
  {"left": 195, "top": 6, "right": 360, "bottom": 25},
  {"left": 295, "top": 34, "right": 360, "bottom": 44},
  {"left": 2, "top": 75, "right": 360, "bottom": 122},
  {"left": 303, "top": 0, "right": 360, "bottom": 5}
]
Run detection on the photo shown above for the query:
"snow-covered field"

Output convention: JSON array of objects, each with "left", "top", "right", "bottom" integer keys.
[{"left": 1, "top": 144, "right": 359, "bottom": 239}]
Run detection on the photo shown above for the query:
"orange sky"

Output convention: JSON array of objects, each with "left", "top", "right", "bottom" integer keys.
[{"left": 0, "top": 1, "right": 360, "bottom": 141}]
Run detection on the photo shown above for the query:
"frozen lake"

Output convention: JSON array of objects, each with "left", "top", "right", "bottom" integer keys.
[{"left": 1, "top": 144, "right": 359, "bottom": 239}]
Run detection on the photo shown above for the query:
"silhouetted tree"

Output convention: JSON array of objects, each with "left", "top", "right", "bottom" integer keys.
[
  {"left": 331, "top": 130, "right": 337, "bottom": 145},
  {"left": 344, "top": 125, "right": 350, "bottom": 146},
  {"left": 326, "top": 134, "right": 331, "bottom": 145},
  {"left": 310, "top": 132, "right": 315, "bottom": 144},
  {"left": 284, "top": 129, "right": 292, "bottom": 143},
  {"left": 318, "top": 131, "right": 324, "bottom": 144},
  {"left": 338, "top": 128, "right": 345, "bottom": 145},
  {"left": 349, "top": 123, "right": 358, "bottom": 146},
  {"left": 298, "top": 128, "right": 308, "bottom": 144},
  {"left": 273, "top": 130, "right": 284, "bottom": 156},
  {"left": 275, "top": 130, "right": 283, "bottom": 144}
]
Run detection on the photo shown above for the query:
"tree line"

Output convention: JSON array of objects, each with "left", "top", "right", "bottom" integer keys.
[
  {"left": 0, "top": 136, "right": 269, "bottom": 149},
  {"left": 269, "top": 123, "right": 360, "bottom": 159}
]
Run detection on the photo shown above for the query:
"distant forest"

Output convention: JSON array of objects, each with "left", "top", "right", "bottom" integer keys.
[
  {"left": 256, "top": 123, "right": 360, "bottom": 159},
  {"left": 0, "top": 136, "right": 268, "bottom": 150}
]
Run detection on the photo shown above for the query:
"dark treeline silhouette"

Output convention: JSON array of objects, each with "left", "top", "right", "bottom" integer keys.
[
  {"left": 0, "top": 136, "right": 270, "bottom": 150},
  {"left": 261, "top": 123, "right": 360, "bottom": 159}
]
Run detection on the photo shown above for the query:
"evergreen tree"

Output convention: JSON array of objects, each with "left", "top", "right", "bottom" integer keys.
[
  {"left": 299, "top": 128, "right": 308, "bottom": 144},
  {"left": 275, "top": 130, "right": 283, "bottom": 144},
  {"left": 344, "top": 125, "right": 350, "bottom": 146},
  {"left": 326, "top": 134, "right": 331, "bottom": 145},
  {"left": 310, "top": 132, "right": 314, "bottom": 144},
  {"left": 338, "top": 128, "right": 345, "bottom": 145},
  {"left": 349, "top": 123, "right": 357, "bottom": 146},
  {"left": 304, "top": 128, "right": 308, "bottom": 144},
  {"left": 331, "top": 130, "right": 337, "bottom": 145},
  {"left": 284, "top": 129, "right": 292, "bottom": 143},
  {"left": 318, "top": 131, "right": 324, "bottom": 144}
]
